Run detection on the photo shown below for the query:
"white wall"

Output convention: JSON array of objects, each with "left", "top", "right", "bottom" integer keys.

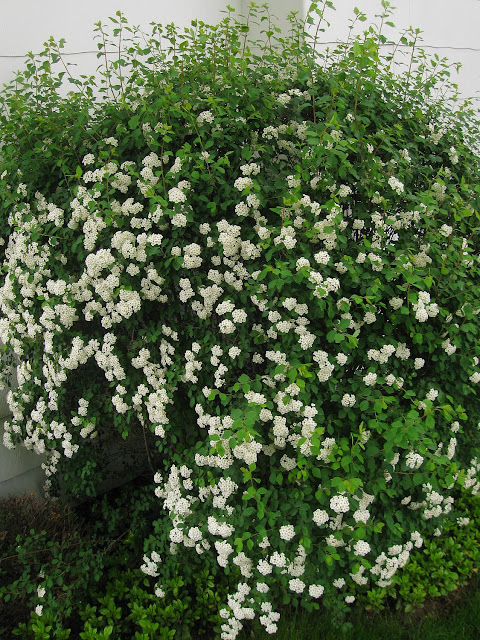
[
  {"left": 0, "top": 0, "right": 240, "bottom": 89},
  {"left": 0, "top": 369, "right": 45, "bottom": 498},
  {"left": 239, "top": 0, "right": 304, "bottom": 39},
  {"left": 302, "top": 0, "right": 480, "bottom": 105},
  {"left": 2, "top": 1, "right": 478, "bottom": 103}
]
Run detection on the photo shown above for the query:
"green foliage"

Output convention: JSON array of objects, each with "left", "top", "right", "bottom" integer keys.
[
  {"left": 1, "top": 485, "right": 227, "bottom": 639},
  {"left": 361, "top": 489, "right": 480, "bottom": 613},
  {"left": 0, "top": 494, "right": 98, "bottom": 638},
  {"left": 1, "top": 2, "right": 480, "bottom": 638}
]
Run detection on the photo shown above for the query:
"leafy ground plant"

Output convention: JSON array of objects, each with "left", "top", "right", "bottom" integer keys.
[
  {"left": 1, "top": 1, "right": 480, "bottom": 638},
  {"left": 0, "top": 493, "right": 98, "bottom": 638}
]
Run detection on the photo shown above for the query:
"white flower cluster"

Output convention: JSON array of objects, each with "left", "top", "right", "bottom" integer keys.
[
  {"left": 330, "top": 495, "right": 350, "bottom": 514},
  {"left": 388, "top": 176, "right": 404, "bottom": 194},
  {"left": 341, "top": 393, "right": 356, "bottom": 407},
  {"left": 412, "top": 291, "right": 439, "bottom": 323},
  {"left": 405, "top": 451, "right": 424, "bottom": 469}
]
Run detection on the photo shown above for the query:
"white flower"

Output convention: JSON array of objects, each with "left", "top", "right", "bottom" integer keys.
[
  {"left": 363, "top": 372, "right": 377, "bottom": 386},
  {"left": 353, "top": 509, "right": 370, "bottom": 524},
  {"left": 341, "top": 393, "right": 356, "bottom": 407},
  {"left": 416, "top": 307, "right": 429, "bottom": 322},
  {"left": 405, "top": 451, "right": 424, "bottom": 470},
  {"left": 388, "top": 176, "right": 404, "bottom": 194},
  {"left": 389, "top": 297, "right": 403, "bottom": 310},
  {"left": 426, "top": 388, "right": 439, "bottom": 402},
  {"left": 296, "top": 258, "right": 310, "bottom": 270},
  {"left": 442, "top": 339, "right": 456, "bottom": 356},
  {"left": 35, "top": 605, "right": 43, "bottom": 616},
  {"left": 195, "top": 111, "right": 214, "bottom": 127},
  {"left": 314, "top": 251, "right": 330, "bottom": 265},
  {"left": 313, "top": 509, "right": 329, "bottom": 525},
  {"left": 171, "top": 213, "right": 187, "bottom": 227},
  {"left": 241, "top": 163, "right": 260, "bottom": 176},
  {"left": 309, "top": 584, "right": 325, "bottom": 598},
  {"left": 188, "top": 527, "right": 203, "bottom": 542},
  {"left": 279, "top": 525, "right": 295, "bottom": 540},
  {"left": 232, "top": 309, "right": 247, "bottom": 323},
  {"left": 270, "top": 551, "right": 287, "bottom": 567},
  {"left": 448, "top": 146, "right": 459, "bottom": 165},
  {"left": 168, "top": 187, "right": 186, "bottom": 203},
  {"left": 338, "top": 185, "right": 352, "bottom": 198},
  {"left": 257, "top": 560, "right": 273, "bottom": 575},
  {"left": 169, "top": 528, "right": 183, "bottom": 542},
  {"left": 82, "top": 153, "right": 95, "bottom": 165},
  {"left": 411, "top": 531, "right": 423, "bottom": 548},
  {"left": 353, "top": 540, "right": 371, "bottom": 556},
  {"left": 219, "top": 319, "right": 235, "bottom": 334},
  {"left": 288, "top": 578, "right": 305, "bottom": 593},
  {"left": 234, "top": 177, "right": 253, "bottom": 191},
  {"left": 330, "top": 495, "right": 349, "bottom": 514}
]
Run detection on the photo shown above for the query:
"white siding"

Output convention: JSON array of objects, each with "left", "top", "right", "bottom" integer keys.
[{"left": 0, "top": 366, "right": 46, "bottom": 498}]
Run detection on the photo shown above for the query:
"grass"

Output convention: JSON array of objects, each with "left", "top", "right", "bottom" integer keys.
[{"left": 239, "top": 572, "right": 480, "bottom": 640}]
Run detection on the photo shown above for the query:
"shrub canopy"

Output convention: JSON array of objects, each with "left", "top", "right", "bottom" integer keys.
[{"left": 1, "top": 2, "right": 480, "bottom": 636}]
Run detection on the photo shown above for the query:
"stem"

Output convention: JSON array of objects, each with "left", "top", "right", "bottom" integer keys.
[
  {"left": 118, "top": 21, "right": 124, "bottom": 99},
  {"left": 403, "top": 30, "right": 419, "bottom": 103}
]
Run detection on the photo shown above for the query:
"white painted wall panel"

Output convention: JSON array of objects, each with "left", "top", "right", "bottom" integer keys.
[
  {"left": 0, "top": 416, "right": 45, "bottom": 498},
  {"left": 3, "top": 2, "right": 476, "bottom": 101}
]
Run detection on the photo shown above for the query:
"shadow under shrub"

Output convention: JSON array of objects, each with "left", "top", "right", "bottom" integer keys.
[{"left": 1, "top": 1, "right": 480, "bottom": 638}]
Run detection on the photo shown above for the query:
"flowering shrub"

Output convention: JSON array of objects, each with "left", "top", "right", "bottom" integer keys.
[{"left": 1, "top": 1, "right": 480, "bottom": 636}]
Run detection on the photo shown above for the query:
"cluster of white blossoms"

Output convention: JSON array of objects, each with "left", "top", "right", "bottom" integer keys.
[
  {"left": 2, "top": 91, "right": 479, "bottom": 640},
  {"left": 341, "top": 393, "right": 356, "bottom": 407},
  {"left": 405, "top": 451, "right": 424, "bottom": 470},
  {"left": 363, "top": 372, "right": 377, "bottom": 387},
  {"left": 412, "top": 291, "right": 439, "bottom": 323},
  {"left": 370, "top": 535, "right": 417, "bottom": 587},
  {"left": 313, "top": 350, "right": 335, "bottom": 382},
  {"left": 330, "top": 495, "right": 350, "bottom": 514},
  {"left": 388, "top": 176, "right": 404, "bottom": 195}
]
